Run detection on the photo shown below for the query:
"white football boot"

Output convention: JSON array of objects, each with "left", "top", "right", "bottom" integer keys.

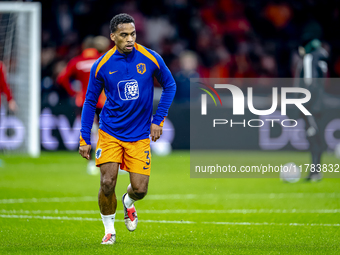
[{"left": 122, "top": 193, "right": 138, "bottom": 231}]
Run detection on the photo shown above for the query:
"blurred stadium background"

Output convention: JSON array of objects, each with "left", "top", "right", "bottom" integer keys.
[
  {"left": 1, "top": 0, "right": 340, "bottom": 153},
  {"left": 0, "top": 0, "right": 340, "bottom": 253}
]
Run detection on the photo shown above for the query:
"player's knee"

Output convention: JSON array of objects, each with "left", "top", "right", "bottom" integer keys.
[
  {"left": 101, "top": 178, "right": 116, "bottom": 196},
  {"left": 132, "top": 186, "right": 148, "bottom": 199}
]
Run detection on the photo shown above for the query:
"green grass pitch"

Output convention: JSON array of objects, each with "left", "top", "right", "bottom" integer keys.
[{"left": 0, "top": 151, "right": 339, "bottom": 254}]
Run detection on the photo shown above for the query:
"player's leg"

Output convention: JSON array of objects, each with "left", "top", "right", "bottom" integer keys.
[
  {"left": 122, "top": 173, "right": 149, "bottom": 231},
  {"left": 124, "top": 172, "right": 149, "bottom": 210},
  {"left": 99, "top": 162, "right": 119, "bottom": 214},
  {"left": 304, "top": 115, "right": 322, "bottom": 181},
  {"left": 121, "top": 138, "right": 151, "bottom": 231},
  {"left": 95, "top": 129, "right": 124, "bottom": 244},
  {"left": 127, "top": 172, "right": 149, "bottom": 200},
  {"left": 99, "top": 162, "right": 119, "bottom": 244}
]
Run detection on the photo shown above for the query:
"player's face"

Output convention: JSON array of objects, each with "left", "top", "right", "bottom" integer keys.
[{"left": 111, "top": 23, "right": 136, "bottom": 54}]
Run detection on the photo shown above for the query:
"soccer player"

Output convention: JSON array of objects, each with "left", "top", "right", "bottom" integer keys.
[
  {"left": 57, "top": 36, "right": 104, "bottom": 109},
  {"left": 78, "top": 14, "right": 176, "bottom": 244},
  {"left": 295, "top": 36, "right": 328, "bottom": 181},
  {"left": 0, "top": 61, "right": 17, "bottom": 112},
  {"left": 57, "top": 36, "right": 109, "bottom": 174}
]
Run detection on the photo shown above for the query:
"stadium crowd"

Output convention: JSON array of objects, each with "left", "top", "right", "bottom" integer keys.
[{"left": 38, "top": 0, "right": 340, "bottom": 104}]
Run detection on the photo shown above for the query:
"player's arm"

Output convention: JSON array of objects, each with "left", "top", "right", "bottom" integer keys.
[
  {"left": 56, "top": 60, "right": 77, "bottom": 97},
  {"left": 79, "top": 61, "right": 104, "bottom": 159},
  {"left": 151, "top": 52, "right": 176, "bottom": 142},
  {"left": 0, "top": 62, "right": 17, "bottom": 112}
]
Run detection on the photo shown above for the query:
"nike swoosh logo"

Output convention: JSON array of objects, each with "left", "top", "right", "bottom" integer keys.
[
  {"left": 109, "top": 71, "right": 118, "bottom": 74},
  {"left": 143, "top": 167, "right": 149, "bottom": 170}
]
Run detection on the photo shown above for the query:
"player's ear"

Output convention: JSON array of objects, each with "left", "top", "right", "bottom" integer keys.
[{"left": 110, "top": 33, "right": 115, "bottom": 42}]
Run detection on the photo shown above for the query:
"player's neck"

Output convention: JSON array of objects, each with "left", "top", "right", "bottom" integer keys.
[{"left": 117, "top": 48, "right": 132, "bottom": 56}]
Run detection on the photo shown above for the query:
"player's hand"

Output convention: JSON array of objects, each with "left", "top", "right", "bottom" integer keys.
[
  {"left": 8, "top": 99, "right": 18, "bottom": 112},
  {"left": 79, "top": 145, "right": 91, "bottom": 160},
  {"left": 150, "top": 123, "right": 162, "bottom": 142}
]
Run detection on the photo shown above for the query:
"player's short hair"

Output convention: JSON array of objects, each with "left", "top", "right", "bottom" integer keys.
[{"left": 110, "top": 13, "right": 135, "bottom": 33}]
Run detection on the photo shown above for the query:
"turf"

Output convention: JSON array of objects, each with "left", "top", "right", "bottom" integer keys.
[{"left": 0, "top": 151, "right": 339, "bottom": 254}]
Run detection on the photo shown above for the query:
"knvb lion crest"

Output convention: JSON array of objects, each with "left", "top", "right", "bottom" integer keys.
[
  {"left": 96, "top": 148, "right": 102, "bottom": 159},
  {"left": 136, "top": 63, "right": 146, "bottom": 74},
  {"left": 124, "top": 81, "right": 139, "bottom": 100},
  {"left": 117, "top": 79, "right": 139, "bottom": 100}
]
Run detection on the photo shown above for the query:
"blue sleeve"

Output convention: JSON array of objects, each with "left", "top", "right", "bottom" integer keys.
[
  {"left": 152, "top": 52, "right": 176, "bottom": 125},
  {"left": 80, "top": 61, "right": 104, "bottom": 145}
]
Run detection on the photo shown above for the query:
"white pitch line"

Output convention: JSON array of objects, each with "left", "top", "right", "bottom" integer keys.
[
  {"left": 148, "top": 193, "right": 340, "bottom": 200},
  {"left": 0, "top": 215, "right": 193, "bottom": 224},
  {"left": 0, "top": 214, "right": 338, "bottom": 227},
  {"left": 0, "top": 209, "right": 101, "bottom": 215},
  {"left": 0, "top": 193, "right": 339, "bottom": 204},
  {"left": 1, "top": 209, "right": 339, "bottom": 215},
  {"left": 0, "top": 214, "right": 102, "bottom": 222},
  {"left": 201, "top": 222, "right": 340, "bottom": 227},
  {"left": 133, "top": 209, "right": 340, "bottom": 214},
  {"left": 0, "top": 197, "right": 96, "bottom": 204}
]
